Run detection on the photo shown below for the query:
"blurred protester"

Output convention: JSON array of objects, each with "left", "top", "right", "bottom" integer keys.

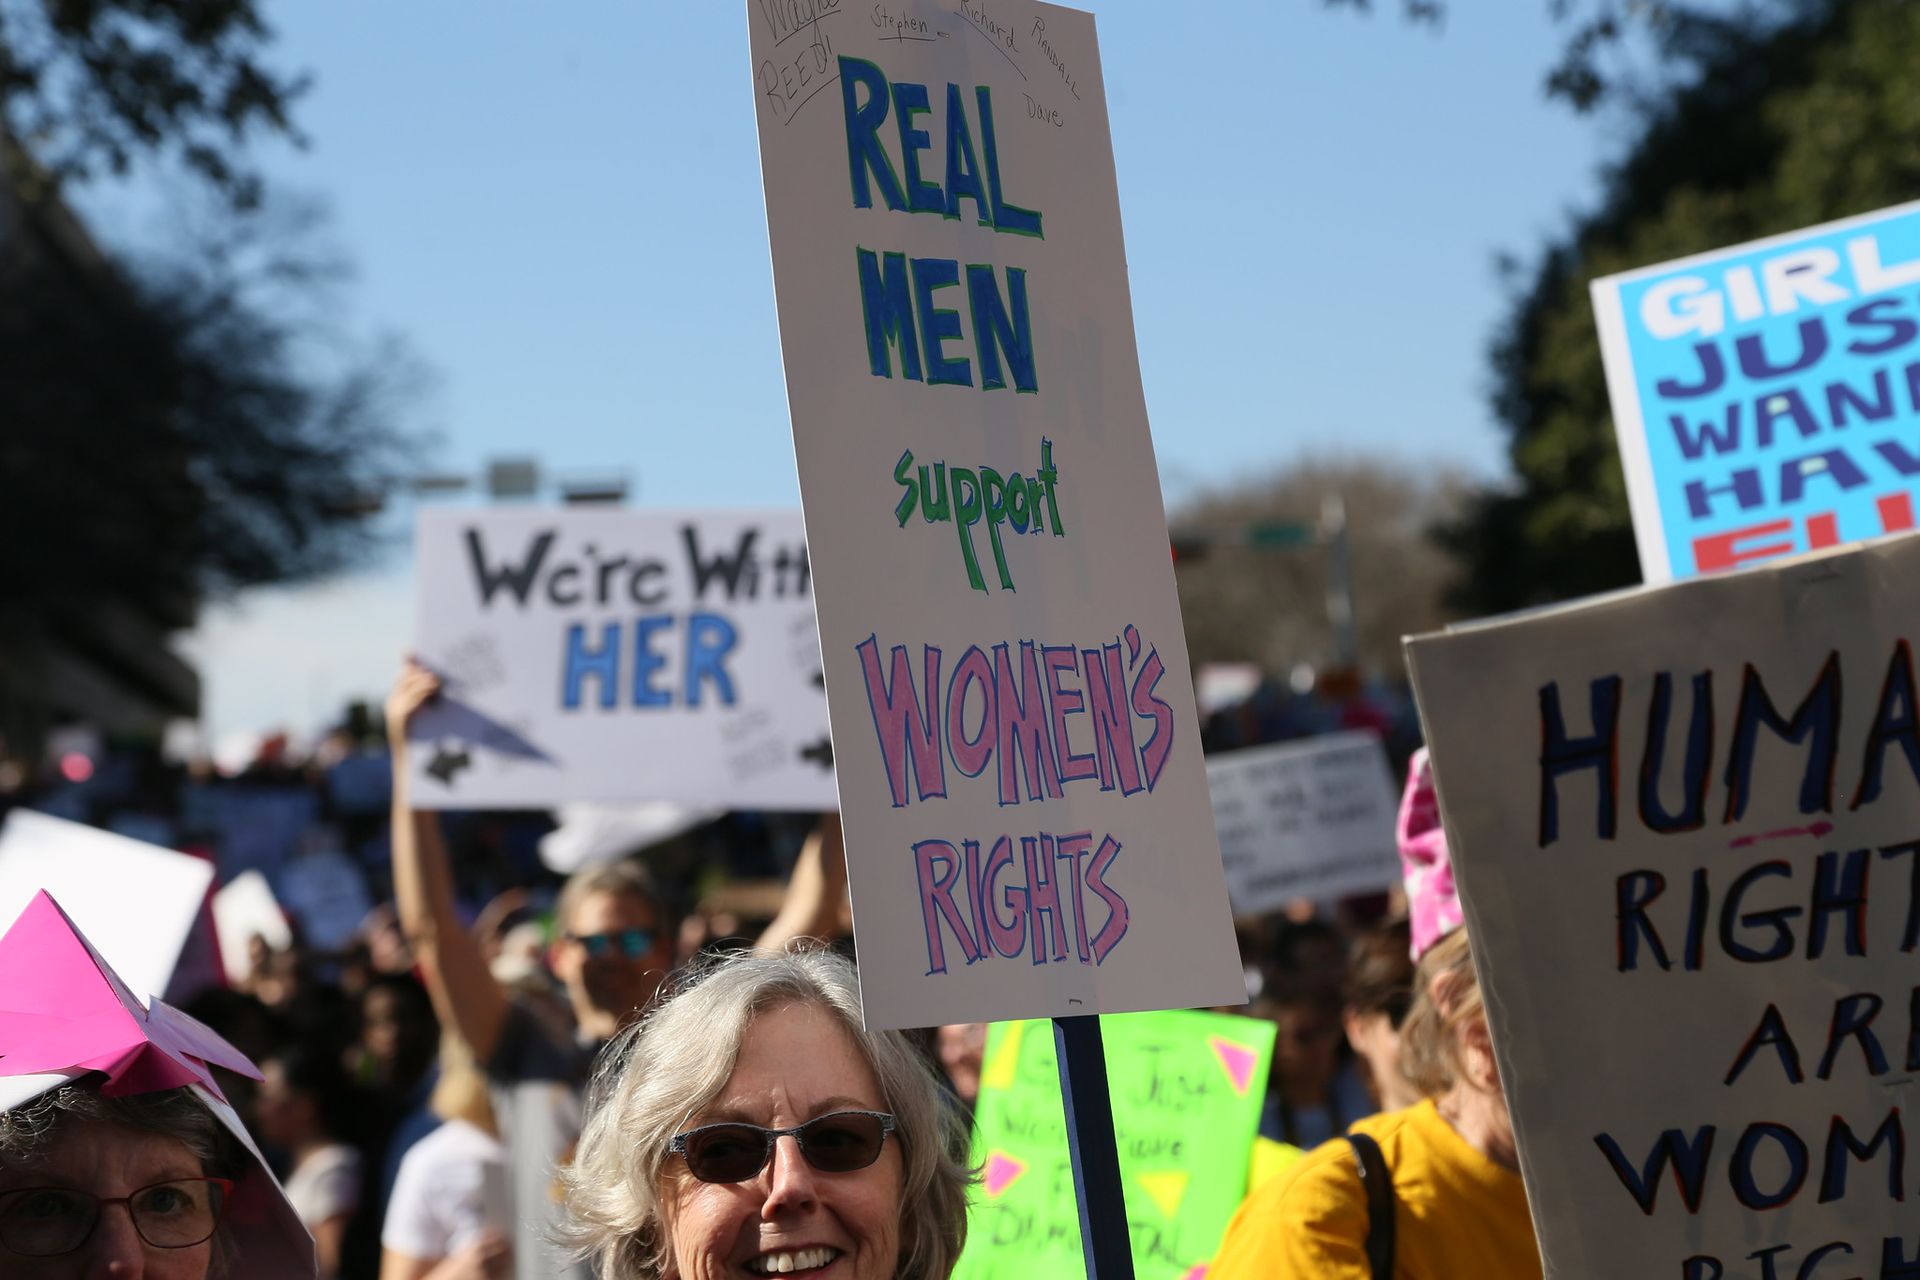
[
  {"left": 1254, "top": 979, "right": 1372, "bottom": 1151},
  {"left": 752, "top": 812, "right": 848, "bottom": 954},
  {"left": 362, "top": 902, "right": 420, "bottom": 976},
  {"left": 1269, "top": 918, "right": 1348, "bottom": 1004},
  {"left": 562, "top": 948, "right": 970, "bottom": 1280},
  {"left": 380, "top": 1040, "right": 512, "bottom": 1280},
  {"left": 255, "top": 1045, "right": 364, "bottom": 1279},
  {"left": 389, "top": 659, "right": 675, "bottom": 1280},
  {"left": 355, "top": 974, "right": 442, "bottom": 1098},
  {"left": 1211, "top": 750, "right": 1540, "bottom": 1279},
  {"left": 246, "top": 933, "right": 301, "bottom": 1008},
  {"left": 935, "top": 1023, "right": 986, "bottom": 1111},
  {"left": 345, "top": 973, "right": 445, "bottom": 1277},
  {"left": 1343, "top": 918, "right": 1420, "bottom": 1112}
]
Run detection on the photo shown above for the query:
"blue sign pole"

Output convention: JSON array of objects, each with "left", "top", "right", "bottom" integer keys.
[{"left": 1052, "top": 1015, "right": 1135, "bottom": 1278}]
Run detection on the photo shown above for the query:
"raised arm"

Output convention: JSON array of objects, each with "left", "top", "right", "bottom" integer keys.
[
  {"left": 755, "top": 811, "right": 848, "bottom": 954},
  {"left": 388, "top": 661, "right": 508, "bottom": 1060}
]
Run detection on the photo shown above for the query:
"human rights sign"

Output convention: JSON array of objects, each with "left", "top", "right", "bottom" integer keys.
[
  {"left": 408, "top": 508, "right": 834, "bottom": 810},
  {"left": 1592, "top": 200, "right": 1920, "bottom": 581},
  {"left": 1406, "top": 534, "right": 1920, "bottom": 1277},
  {"left": 954, "top": 1010, "right": 1276, "bottom": 1280},
  {"left": 747, "top": 0, "right": 1244, "bottom": 1029}
]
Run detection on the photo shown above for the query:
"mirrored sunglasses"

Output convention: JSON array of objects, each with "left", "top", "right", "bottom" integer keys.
[{"left": 568, "top": 927, "right": 656, "bottom": 960}]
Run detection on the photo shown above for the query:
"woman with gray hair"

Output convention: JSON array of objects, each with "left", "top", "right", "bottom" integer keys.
[{"left": 563, "top": 948, "right": 971, "bottom": 1279}]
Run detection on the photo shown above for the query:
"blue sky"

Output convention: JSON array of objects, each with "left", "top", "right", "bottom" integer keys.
[{"left": 85, "top": 2, "right": 1619, "bottom": 743}]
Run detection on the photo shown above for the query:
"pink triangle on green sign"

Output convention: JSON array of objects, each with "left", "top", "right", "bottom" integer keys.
[
  {"left": 1183, "top": 1266, "right": 1208, "bottom": 1279},
  {"left": 982, "top": 1151, "right": 1026, "bottom": 1198},
  {"left": 1210, "top": 1036, "right": 1258, "bottom": 1096}
]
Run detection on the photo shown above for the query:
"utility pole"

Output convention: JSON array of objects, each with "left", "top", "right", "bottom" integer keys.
[
  {"left": 1322, "top": 493, "right": 1357, "bottom": 669},
  {"left": 1167, "top": 495, "right": 1359, "bottom": 669}
]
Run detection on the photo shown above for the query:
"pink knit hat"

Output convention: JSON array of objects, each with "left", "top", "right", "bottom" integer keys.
[{"left": 1398, "top": 748, "right": 1464, "bottom": 961}]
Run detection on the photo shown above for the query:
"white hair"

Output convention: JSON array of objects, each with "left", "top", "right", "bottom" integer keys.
[{"left": 560, "top": 947, "right": 972, "bottom": 1279}]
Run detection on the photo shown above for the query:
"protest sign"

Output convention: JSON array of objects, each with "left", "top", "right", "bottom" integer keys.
[
  {"left": 0, "top": 809, "right": 214, "bottom": 1000},
  {"left": 1206, "top": 731, "right": 1401, "bottom": 914},
  {"left": 954, "top": 1010, "right": 1276, "bottom": 1280},
  {"left": 211, "top": 871, "right": 293, "bottom": 986},
  {"left": 1591, "top": 200, "right": 1920, "bottom": 582},
  {"left": 1406, "top": 533, "right": 1920, "bottom": 1277},
  {"left": 408, "top": 507, "right": 833, "bottom": 811},
  {"left": 747, "top": 0, "right": 1243, "bottom": 1031}
]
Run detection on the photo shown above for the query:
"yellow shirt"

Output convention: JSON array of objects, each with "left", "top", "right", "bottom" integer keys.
[
  {"left": 1211, "top": 1099, "right": 1542, "bottom": 1280},
  {"left": 1249, "top": 1136, "right": 1304, "bottom": 1191}
]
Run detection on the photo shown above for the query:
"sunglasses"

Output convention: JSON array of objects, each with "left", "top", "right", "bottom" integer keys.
[
  {"left": 669, "top": 1110, "right": 897, "bottom": 1183},
  {"left": 0, "top": 1178, "right": 233, "bottom": 1257},
  {"left": 566, "top": 927, "right": 657, "bottom": 960}
]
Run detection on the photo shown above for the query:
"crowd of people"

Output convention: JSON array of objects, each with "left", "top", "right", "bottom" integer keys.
[{"left": 0, "top": 665, "right": 1533, "bottom": 1279}]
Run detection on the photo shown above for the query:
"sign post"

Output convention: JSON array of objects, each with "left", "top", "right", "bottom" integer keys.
[
  {"left": 745, "top": 0, "right": 1245, "bottom": 1258},
  {"left": 957, "top": 1009, "right": 1275, "bottom": 1279},
  {"left": 1053, "top": 1015, "right": 1133, "bottom": 1279}
]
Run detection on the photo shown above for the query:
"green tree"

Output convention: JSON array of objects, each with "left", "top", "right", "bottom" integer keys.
[
  {"left": 0, "top": 190, "right": 418, "bottom": 613},
  {"left": 0, "top": 2, "right": 419, "bottom": 613},
  {"left": 0, "top": 3, "right": 417, "bottom": 747},
  {"left": 1445, "top": 0, "right": 1920, "bottom": 613},
  {"left": 0, "top": 0, "right": 305, "bottom": 206}
]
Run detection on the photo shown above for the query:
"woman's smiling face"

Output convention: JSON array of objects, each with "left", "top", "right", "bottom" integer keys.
[{"left": 659, "top": 1001, "right": 904, "bottom": 1280}]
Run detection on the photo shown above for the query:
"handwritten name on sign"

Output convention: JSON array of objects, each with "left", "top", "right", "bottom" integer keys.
[
  {"left": 1592, "top": 200, "right": 1920, "bottom": 582},
  {"left": 1406, "top": 534, "right": 1920, "bottom": 1279},
  {"left": 748, "top": 0, "right": 1243, "bottom": 1028},
  {"left": 409, "top": 508, "right": 834, "bottom": 811}
]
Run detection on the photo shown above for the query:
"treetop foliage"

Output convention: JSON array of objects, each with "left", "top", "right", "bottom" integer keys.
[
  {"left": 1445, "top": 0, "right": 1919, "bottom": 613},
  {"left": 0, "top": 0, "right": 305, "bottom": 206}
]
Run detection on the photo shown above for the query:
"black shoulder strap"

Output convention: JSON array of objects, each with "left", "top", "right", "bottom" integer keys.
[{"left": 1345, "top": 1132, "right": 1397, "bottom": 1279}]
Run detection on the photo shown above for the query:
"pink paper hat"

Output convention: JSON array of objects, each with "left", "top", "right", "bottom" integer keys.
[
  {"left": 1398, "top": 748, "right": 1464, "bottom": 961},
  {"left": 0, "top": 890, "right": 316, "bottom": 1279}
]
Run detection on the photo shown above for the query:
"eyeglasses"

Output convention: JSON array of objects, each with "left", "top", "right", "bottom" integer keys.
[
  {"left": 0, "top": 1178, "right": 233, "bottom": 1257},
  {"left": 567, "top": 927, "right": 657, "bottom": 960},
  {"left": 670, "top": 1110, "right": 897, "bottom": 1184}
]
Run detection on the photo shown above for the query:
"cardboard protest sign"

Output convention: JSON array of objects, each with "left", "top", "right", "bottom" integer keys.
[
  {"left": 1406, "top": 533, "right": 1920, "bottom": 1277},
  {"left": 409, "top": 508, "right": 833, "bottom": 810},
  {"left": 1591, "top": 200, "right": 1920, "bottom": 582},
  {"left": 954, "top": 1010, "right": 1276, "bottom": 1279},
  {"left": 1206, "top": 731, "right": 1401, "bottom": 914},
  {"left": 747, "top": 0, "right": 1243, "bottom": 1029},
  {"left": 0, "top": 809, "right": 214, "bottom": 1001},
  {"left": 211, "top": 871, "right": 293, "bottom": 986}
]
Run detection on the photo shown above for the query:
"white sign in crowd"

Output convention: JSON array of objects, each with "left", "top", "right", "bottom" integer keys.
[
  {"left": 1409, "top": 533, "right": 1920, "bottom": 1278},
  {"left": 1207, "top": 731, "right": 1401, "bottom": 915},
  {"left": 748, "top": 0, "right": 1243, "bottom": 1029},
  {"left": 0, "top": 809, "right": 213, "bottom": 1001},
  {"left": 409, "top": 507, "right": 834, "bottom": 811}
]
